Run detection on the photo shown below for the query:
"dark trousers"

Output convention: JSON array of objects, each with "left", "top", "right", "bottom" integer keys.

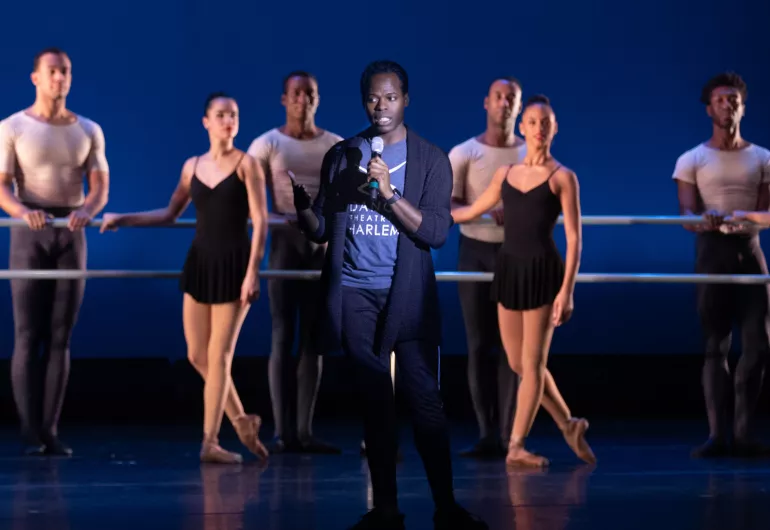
[
  {"left": 696, "top": 232, "right": 770, "bottom": 441},
  {"left": 267, "top": 225, "right": 325, "bottom": 442},
  {"left": 457, "top": 235, "right": 518, "bottom": 443},
  {"left": 341, "top": 286, "right": 455, "bottom": 512},
  {"left": 9, "top": 213, "right": 86, "bottom": 444}
]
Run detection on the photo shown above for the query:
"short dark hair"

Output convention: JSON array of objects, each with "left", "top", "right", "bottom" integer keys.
[
  {"left": 360, "top": 60, "right": 408, "bottom": 102},
  {"left": 282, "top": 71, "right": 317, "bottom": 94},
  {"left": 700, "top": 72, "right": 747, "bottom": 105},
  {"left": 523, "top": 94, "right": 551, "bottom": 112},
  {"left": 204, "top": 92, "right": 234, "bottom": 115},
  {"left": 33, "top": 47, "right": 69, "bottom": 71},
  {"left": 490, "top": 76, "right": 522, "bottom": 93}
]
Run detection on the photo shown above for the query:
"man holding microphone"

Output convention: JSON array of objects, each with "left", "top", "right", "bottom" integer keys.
[{"left": 292, "top": 59, "right": 486, "bottom": 530}]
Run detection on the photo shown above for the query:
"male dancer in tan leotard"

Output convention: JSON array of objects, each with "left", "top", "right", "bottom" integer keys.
[
  {"left": 0, "top": 47, "right": 110, "bottom": 456},
  {"left": 248, "top": 71, "right": 342, "bottom": 453},
  {"left": 674, "top": 72, "right": 770, "bottom": 458},
  {"left": 450, "top": 77, "right": 526, "bottom": 457}
]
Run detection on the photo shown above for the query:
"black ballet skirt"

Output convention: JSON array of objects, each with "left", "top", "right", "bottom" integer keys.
[
  {"left": 180, "top": 240, "right": 250, "bottom": 304},
  {"left": 491, "top": 168, "right": 566, "bottom": 311},
  {"left": 179, "top": 170, "right": 251, "bottom": 304},
  {"left": 492, "top": 250, "right": 565, "bottom": 310}
]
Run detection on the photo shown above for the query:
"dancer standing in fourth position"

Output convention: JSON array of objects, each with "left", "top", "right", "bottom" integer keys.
[
  {"left": 452, "top": 95, "right": 596, "bottom": 467},
  {"left": 101, "top": 93, "right": 269, "bottom": 464}
]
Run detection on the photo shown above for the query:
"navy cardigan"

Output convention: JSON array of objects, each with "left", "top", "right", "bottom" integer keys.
[{"left": 299, "top": 127, "right": 454, "bottom": 357}]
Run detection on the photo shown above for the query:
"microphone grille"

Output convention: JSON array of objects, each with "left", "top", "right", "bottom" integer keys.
[{"left": 371, "top": 136, "right": 384, "bottom": 155}]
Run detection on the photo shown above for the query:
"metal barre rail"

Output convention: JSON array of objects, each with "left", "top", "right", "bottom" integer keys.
[
  {"left": 1, "top": 270, "right": 769, "bottom": 284},
  {"left": 0, "top": 215, "right": 739, "bottom": 228}
]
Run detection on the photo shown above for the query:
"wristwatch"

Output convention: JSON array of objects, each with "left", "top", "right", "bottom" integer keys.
[{"left": 385, "top": 188, "right": 402, "bottom": 205}]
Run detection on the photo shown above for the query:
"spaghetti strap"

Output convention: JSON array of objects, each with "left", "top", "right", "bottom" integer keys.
[
  {"left": 233, "top": 152, "right": 247, "bottom": 172},
  {"left": 547, "top": 165, "right": 562, "bottom": 180},
  {"left": 501, "top": 164, "right": 516, "bottom": 189},
  {"left": 192, "top": 156, "right": 200, "bottom": 175}
]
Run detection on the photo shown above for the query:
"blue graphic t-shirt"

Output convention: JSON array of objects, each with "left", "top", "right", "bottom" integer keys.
[{"left": 341, "top": 137, "right": 407, "bottom": 289}]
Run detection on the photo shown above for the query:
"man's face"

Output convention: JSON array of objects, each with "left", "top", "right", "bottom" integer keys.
[
  {"left": 32, "top": 53, "right": 71, "bottom": 100},
  {"left": 363, "top": 73, "right": 408, "bottom": 136},
  {"left": 484, "top": 79, "right": 521, "bottom": 127},
  {"left": 282, "top": 75, "right": 319, "bottom": 121},
  {"left": 707, "top": 86, "right": 744, "bottom": 129}
]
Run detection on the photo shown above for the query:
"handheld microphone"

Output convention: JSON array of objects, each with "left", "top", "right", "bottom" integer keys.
[{"left": 369, "top": 136, "right": 384, "bottom": 202}]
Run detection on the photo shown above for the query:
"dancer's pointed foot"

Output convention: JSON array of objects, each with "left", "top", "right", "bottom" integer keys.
[
  {"left": 561, "top": 418, "right": 597, "bottom": 464},
  {"left": 232, "top": 414, "right": 269, "bottom": 461}
]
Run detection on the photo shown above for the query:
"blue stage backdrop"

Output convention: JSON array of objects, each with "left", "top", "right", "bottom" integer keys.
[{"left": 0, "top": 0, "right": 768, "bottom": 359}]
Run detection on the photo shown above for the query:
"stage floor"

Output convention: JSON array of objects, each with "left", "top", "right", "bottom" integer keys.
[{"left": 1, "top": 420, "right": 768, "bottom": 529}]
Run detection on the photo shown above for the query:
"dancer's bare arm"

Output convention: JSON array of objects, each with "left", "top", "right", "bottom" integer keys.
[
  {"left": 100, "top": 158, "right": 194, "bottom": 232},
  {"left": 242, "top": 154, "right": 268, "bottom": 268},
  {"left": 451, "top": 165, "right": 507, "bottom": 224},
  {"left": 557, "top": 168, "right": 581, "bottom": 297}
]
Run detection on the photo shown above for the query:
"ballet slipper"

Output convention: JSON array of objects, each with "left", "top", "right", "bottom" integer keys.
[
  {"left": 200, "top": 437, "right": 243, "bottom": 465},
  {"left": 232, "top": 414, "right": 269, "bottom": 461},
  {"left": 506, "top": 439, "right": 549, "bottom": 468},
  {"left": 560, "top": 418, "right": 597, "bottom": 464}
]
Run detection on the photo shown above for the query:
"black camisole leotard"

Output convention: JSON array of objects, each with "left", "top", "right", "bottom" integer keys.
[
  {"left": 179, "top": 154, "right": 251, "bottom": 304},
  {"left": 491, "top": 164, "right": 566, "bottom": 311}
]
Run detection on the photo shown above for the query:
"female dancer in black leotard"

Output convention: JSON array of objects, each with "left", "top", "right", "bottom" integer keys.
[
  {"left": 100, "top": 93, "right": 269, "bottom": 464},
  {"left": 452, "top": 95, "right": 595, "bottom": 468}
]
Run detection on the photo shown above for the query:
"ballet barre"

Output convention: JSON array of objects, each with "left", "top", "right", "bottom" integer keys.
[
  {"left": 0, "top": 214, "right": 748, "bottom": 228},
  {"left": 1, "top": 270, "right": 770, "bottom": 284}
]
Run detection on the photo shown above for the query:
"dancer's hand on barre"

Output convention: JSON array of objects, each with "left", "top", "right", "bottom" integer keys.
[
  {"left": 552, "top": 289, "right": 574, "bottom": 327},
  {"left": 728, "top": 210, "right": 770, "bottom": 227},
  {"left": 68, "top": 208, "right": 92, "bottom": 231},
  {"left": 100, "top": 213, "right": 123, "bottom": 232},
  {"left": 21, "top": 209, "right": 53, "bottom": 231},
  {"left": 240, "top": 270, "right": 260, "bottom": 306},
  {"left": 702, "top": 209, "right": 726, "bottom": 231}
]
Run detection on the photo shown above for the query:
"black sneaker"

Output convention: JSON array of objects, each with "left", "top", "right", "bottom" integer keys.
[
  {"left": 21, "top": 433, "right": 46, "bottom": 456},
  {"left": 268, "top": 437, "right": 302, "bottom": 454},
  {"left": 297, "top": 437, "right": 342, "bottom": 454},
  {"left": 732, "top": 439, "right": 770, "bottom": 458},
  {"left": 42, "top": 435, "right": 73, "bottom": 457},
  {"left": 434, "top": 503, "right": 487, "bottom": 530},
  {"left": 459, "top": 436, "right": 506, "bottom": 458},
  {"left": 691, "top": 438, "right": 729, "bottom": 458},
  {"left": 23, "top": 443, "right": 46, "bottom": 456},
  {"left": 348, "top": 508, "right": 405, "bottom": 530}
]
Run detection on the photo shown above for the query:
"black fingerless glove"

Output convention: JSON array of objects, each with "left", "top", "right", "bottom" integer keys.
[{"left": 292, "top": 183, "right": 312, "bottom": 212}]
